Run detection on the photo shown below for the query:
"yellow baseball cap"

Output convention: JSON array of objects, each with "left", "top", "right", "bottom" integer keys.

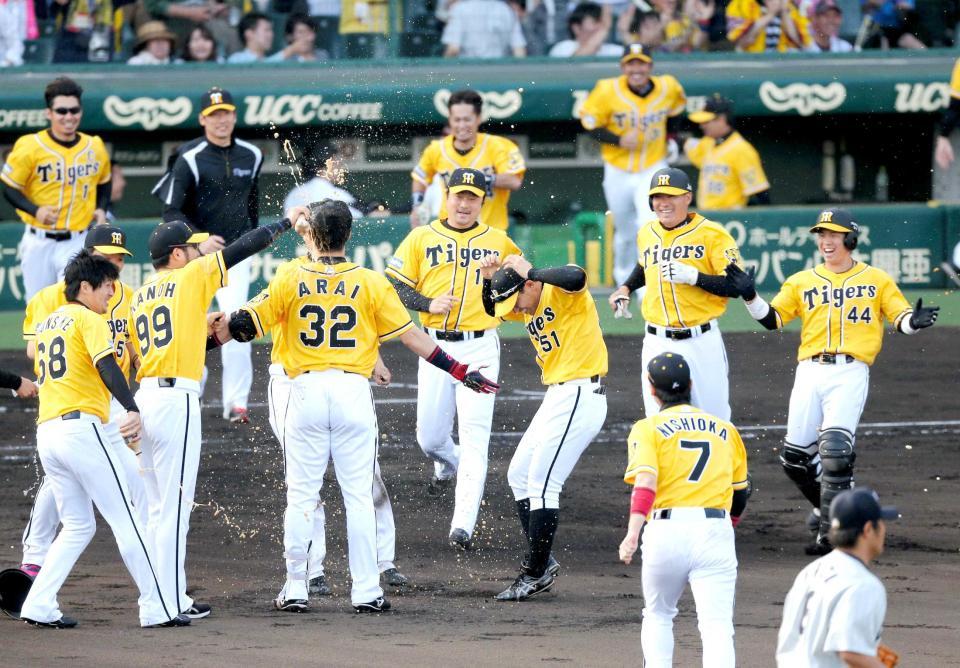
[
  {"left": 447, "top": 168, "right": 486, "bottom": 197},
  {"left": 621, "top": 43, "right": 653, "bottom": 64},
  {"left": 689, "top": 94, "right": 733, "bottom": 124}
]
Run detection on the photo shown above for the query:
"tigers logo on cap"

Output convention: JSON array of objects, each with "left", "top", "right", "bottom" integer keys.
[
  {"left": 621, "top": 43, "right": 653, "bottom": 64},
  {"left": 657, "top": 174, "right": 670, "bottom": 186}
]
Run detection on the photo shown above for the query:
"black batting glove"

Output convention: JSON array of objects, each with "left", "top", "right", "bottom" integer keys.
[
  {"left": 462, "top": 370, "right": 500, "bottom": 394},
  {"left": 724, "top": 263, "right": 757, "bottom": 301},
  {"left": 909, "top": 298, "right": 939, "bottom": 329}
]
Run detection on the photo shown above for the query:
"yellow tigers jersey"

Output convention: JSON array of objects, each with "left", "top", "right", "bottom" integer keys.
[
  {"left": 386, "top": 220, "right": 522, "bottom": 331},
  {"left": 769, "top": 262, "right": 912, "bottom": 366},
  {"left": 242, "top": 261, "right": 414, "bottom": 378},
  {"left": 129, "top": 252, "right": 228, "bottom": 382},
  {"left": 950, "top": 57, "right": 960, "bottom": 98},
  {"left": 636, "top": 213, "right": 741, "bottom": 327},
  {"left": 684, "top": 132, "right": 770, "bottom": 210},
  {"left": 34, "top": 303, "right": 115, "bottom": 423},
  {"left": 624, "top": 404, "right": 748, "bottom": 511},
  {"left": 579, "top": 75, "right": 686, "bottom": 173},
  {"left": 267, "top": 256, "right": 310, "bottom": 366},
  {"left": 508, "top": 275, "right": 608, "bottom": 384},
  {"left": 412, "top": 133, "right": 526, "bottom": 232},
  {"left": 1, "top": 130, "right": 111, "bottom": 231},
  {"left": 23, "top": 279, "right": 134, "bottom": 376}
]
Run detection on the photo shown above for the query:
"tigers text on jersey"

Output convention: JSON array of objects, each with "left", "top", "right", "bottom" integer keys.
[
  {"left": 769, "top": 262, "right": 912, "bottom": 365},
  {"left": 24, "top": 279, "right": 134, "bottom": 376},
  {"left": 412, "top": 133, "right": 526, "bottom": 232},
  {"left": 579, "top": 75, "right": 686, "bottom": 173},
  {"left": 637, "top": 213, "right": 741, "bottom": 327},
  {"left": 776, "top": 550, "right": 887, "bottom": 667},
  {"left": 684, "top": 132, "right": 769, "bottom": 209},
  {"left": 1, "top": 130, "right": 111, "bottom": 231},
  {"left": 507, "top": 277, "right": 608, "bottom": 384},
  {"left": 128, "top": 252, "right": 228, "bottom": 382},
  {"left": 386, "top": 220, "right": 522, "bottom": 332},
  {"left": 625, "top": 404, "right": 748, "bottom": 511},
  {"left": 242, "top": 260, "right": 414, "bottom": 378},
  {"left": 34, "top": 303, "right": 115, "bottom": 423}
]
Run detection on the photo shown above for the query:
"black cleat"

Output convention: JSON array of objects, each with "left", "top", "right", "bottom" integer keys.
[
  {"left": 494, "top": 572, "right": 555, "bottom": 602},
  {"left": 805, "top": 534, "right": 834, "bottom": 556},
  {"left": 181, "top": 603, "right": 211, "bottom": 619},
  {"left": 309, "top": 575, "right": 332, "bottom": 596},
  {"left": 274, "top": 597, "right": 309, "bottom": 613},
  {"left": 381, "top": 568, "right": 409, "bottom": 587},
  {"left": 521, "top": 554, "right": 560, "bottom": 577},
  {"left": 449, "top": 528, "right": 472, "bottom": 551},
  {"left": 354, "top": 597, "right": 391, "bottom": 613},
  {"left": 427, "top": 476, "right": 453, "bottom": 497},
  {"left": 146, "top": 614, "right": 192, "bottom": 628},
  {"left": 23, "top": 615, "right": 78, "bottom": 629}
]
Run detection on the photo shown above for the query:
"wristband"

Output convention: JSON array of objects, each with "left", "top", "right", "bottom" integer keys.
[
  {"left": 630, "top": 486, "right": 656, "bottom": 516},
  {"left": 731, "top": 515, "right": 742, "bottom": 527},
  {"left": 411, "top": 192, "right": 425, "bottom": 208},
  {"left": 745, "top": 295, "right": 770, "bottom": 320},
  {"left": 426, "top": 345, "right": 468, "bottom": 381}
]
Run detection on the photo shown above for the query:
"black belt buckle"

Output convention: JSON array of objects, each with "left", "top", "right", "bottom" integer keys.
[
  {"left": 159, "top": 377, "right": 177, "bottom": 388},
  {"left": 667, "top": 328, "right": 692, "bottom": 340},
  {"left": 61, "top": 410, "right": 80, "bottom": 420},
  {"left": 704, "top": 508, "right": 726, "bottom": 519},
  {"left": 816, "top": 353, "right": 836, "bottom": 364}
]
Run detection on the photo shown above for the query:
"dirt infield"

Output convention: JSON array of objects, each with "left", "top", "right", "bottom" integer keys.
[{"left": 1, "top": 330, "right": 958, "bottom": 667}]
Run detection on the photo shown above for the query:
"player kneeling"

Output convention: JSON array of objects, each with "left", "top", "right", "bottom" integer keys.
[{"left": 216, "top": 200, "right": 499, "bottom": 614}]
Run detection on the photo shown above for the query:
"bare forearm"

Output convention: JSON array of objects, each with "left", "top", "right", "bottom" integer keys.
[
  {"left": 493, "top": 173, "right": 523, "bottom": 191},
  {"left": 399, "top": 327, "right": 437, "bottom": 358}
]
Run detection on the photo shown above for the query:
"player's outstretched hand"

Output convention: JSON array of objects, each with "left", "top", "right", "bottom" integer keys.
[
  {"left": 619, "top": 532, "right": 639, "bottom": 565},
  {"left": 502, "top": 254, "right": 532, "bottom": 279},
  {"left": 119, "top": 411, "right": 142, "bottom": 443},
  {"left": 724, "top": 263, "right": 757, "bottom": 300},
  {"left": 660, "top": 260, "right": 698, "bottom": 286},
  {"left": 429, "top": 291, "right": 460, "bottom": 315},
  {"left": 199, "top": 235, "right": 226, "bottom": 255},
  {"left": 478, "top": 253, "right": 501, "bottom": 281},
  {"left": 459, "top": 365, "right": 500, "bottom": 394},
  {"left": 15, "top": 377, "right": 38, "bottom": 398},
  {"left": 608, "top": 286, "right": 630, "bottom": 313},
  {"left": 909, "top": 298, "right": 939, "bottom": 329},
  {"left": 206, "top": 311, "right": 225, "bottom": 336}
]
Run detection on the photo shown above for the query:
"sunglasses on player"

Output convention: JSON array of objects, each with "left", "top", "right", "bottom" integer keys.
[{"left": 52, "top": 107, "right": 82, "bottom": 116}]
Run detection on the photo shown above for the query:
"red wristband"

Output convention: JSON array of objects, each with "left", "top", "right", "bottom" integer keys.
[
  {"left": 630, "top": 487, "right": 656, "bottom": 516},
  {"left": 731, "top": 515, "right": 741, "bottom": 527}
]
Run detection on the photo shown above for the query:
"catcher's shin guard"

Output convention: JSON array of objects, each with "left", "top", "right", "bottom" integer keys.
[
  {"left": 818, "top": 428, "right": 856, "bottom": 537},
  {"left": 780, "top": 441, "right": 822, "bottom": 508}
]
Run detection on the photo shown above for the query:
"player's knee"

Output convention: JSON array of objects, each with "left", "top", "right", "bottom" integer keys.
[
  {"left": 818, "top": 428, "right": 855, "bottom": 476},
  {"left": 779, "top": 441, "right": 819, "bottom": 475}
]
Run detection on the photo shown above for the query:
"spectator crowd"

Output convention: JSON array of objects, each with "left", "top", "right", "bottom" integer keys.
[{"left": 0, "top": 0, "right": 954, "bottom": 67}]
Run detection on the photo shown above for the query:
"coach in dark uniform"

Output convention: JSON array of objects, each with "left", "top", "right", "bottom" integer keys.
[{"left": 153, "top": 87, "right": 263, "bottom": 424}]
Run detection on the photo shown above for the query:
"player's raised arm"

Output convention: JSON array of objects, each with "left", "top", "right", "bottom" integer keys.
[
  {"left": 725, "top": 264, "right": 781, "bottom": 330},
  {"left": 218, "top": 205, "right": 306, "bottom": 270}
]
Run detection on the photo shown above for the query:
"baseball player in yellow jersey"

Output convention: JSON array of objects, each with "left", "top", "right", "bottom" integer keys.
[
  {"left": 1, "top": 77, "right": 111, "bottom": 300},
  {"left": 579, "top": 44, "right": 687, "bottom": 284},
  {"left": 620, "top": 353, "right": 750, "bottom": 668},
  {"left": 386, "top": 167, "right": 522, "bottom": 550},
  {"left": 411, "top": 89, "right": 526, "bottom": 232},
  {"left": 935, "top": 57, "right": 960, "bottom": 286},
  {"left": 685, "top": 95, "right": 770, "bottom": 210},
  {"left": 129, "top": 214, "right": 298, "bottom": 619},
  {"left": 19, "top": 252, "right": 189, "bottom": 629},
  {"left": 219, "top": 199, "right": 497, "bottom": 613},
  {"left": 18, "top": 228, "right": 147, "bottom": 580},
  {"left": 726, "top": 208, "right": 939, "bottom": 554},
  {"left": 480, "top": 255, "right": 607, "bottom": 602},
  {"left": 608, "top": 167, "right": 742, "bottom": 421},
  {"left": 264, "top": 255, "right": 409, "bottom": 596}
]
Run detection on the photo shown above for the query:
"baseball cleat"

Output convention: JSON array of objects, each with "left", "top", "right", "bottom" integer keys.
[
  {"left": 494, "top": 572, "right": 555, "bottom": 602},
  {"left": 805, "top": 534, "right": 833, "bottom": 556},
  {"left": 427, "top": 476, "right": 453, "bottom": 497},
  {"left": 354, "top": 597, "right": 391, "bottom": 613},
  {"left": 941, "top": 261, "right": 960, "bottom": 288},
  {"left": 381, "top": 567, "right": 409, "bottom": 587},
  {"left": 19, "top": 563, "right": 41, "bottom": 578},
  {"left": 449, "top": 528, "right": 472, "bottom": 551},
  {"left": 181, "top": 603, "right": 212, "bottom": 619},
  {"left": 145, "top": 614, "right": 192, "bottom": 628},
  {"left": 226, "top": 407, "right": 250, "bottom": 424},
  {"left": 308, "top": 575, "right": 332, "bottom": 596},
  {"left": 521, "top": 554, "right": 560, "bottom": 577},
  {"left": 806, "top": 509, "right": 821, "bottom": 536},
  {"left": 274, "top": 596, "right": 309, "bottom": 613},
  {"left": 23, "top": 614, "right": 78, "bottom": 629}
]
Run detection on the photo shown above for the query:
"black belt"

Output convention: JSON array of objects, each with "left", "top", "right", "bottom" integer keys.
[
  {"left": 558, "top": 374, "right": 602, "bottom": 385},
  {"left": 61, "top": 410, "right": 81, "bottom": 420},
  {"left": 809, "top": 353, "right": 855, "bottom": 365},
  {"left": 653, "top": 508, "right": 726, "bottom": 520},
  {"left": 28, "top": 227, "right": 74, "bottom": 241},
  {"left": 428, "top": 329, "right": 485, "bottom": 342},
  {"left": 158, "top": 377, "right": 178, "bottom": 387},
  {"left": 647, "top": 322, "right": 711, "bottom": 340}
]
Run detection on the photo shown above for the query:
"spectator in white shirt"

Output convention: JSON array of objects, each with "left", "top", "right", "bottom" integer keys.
[
  {"left": 550, "top": 2, "right": 622, "bottom": 57},
  {"left": 443, "top": 0, "right": 528, "bottom": 58},
  {"left": 805, "top": 0, "right": 852, "bottom": 52},
  {"left": 128, "top": 21, "right": 177, "bottom": 65},
  {"left": 227, "top": 12, "right": 319, "bottom": 64},
  {"left": 285, "top": 142, "right": 364, "bottom": 219}
]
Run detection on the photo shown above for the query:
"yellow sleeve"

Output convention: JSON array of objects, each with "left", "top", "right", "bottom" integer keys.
[
  {"left": 733, "top": 143, "right": 770, "bottom": 196},
  {"left": 624, "top": 419, "right": 659, "bottom": 485},
  {"left": 493, "top": 137, "right": 526, "bottom": 177},
  {"left": 185, "top": 251, "right": 229, "bottom": 303},
  {"left": 707, "top": 225, "right": 742, "bottom": 274},
  {"left": 385, "top": 230, "right": 421, "bottom": 287},
  {"left": 725, "top": 0, "right": 752, "bottom": 43},
  {"left": 23, "top": 286, "right": 58, "bottom": 340},
  {"left": 501, "top": 312, "right": 525, "bottom": 323},
  {"left": 0, "top": 135, "right": 34, "bottom": 190},
  {"left": 579, "top": 80, "right": 611, "bottom": 131},
  {"left": 412, "top": 141, "right": 439, "bottom": 186},
  {"left": 80, "top": 311, "right": 116, "bottom": 364},
  {"left": 951, "top": 58, "right": 960, "bottom": 99},
  {"left": 730, "top": 426, "right": 749, "bottom": 490},
  {"left": 93, "top": 136, "right": 112, "bottom": 185},
  {"left": 684, "top": 138, "right": 707, "bottom": 168},
  {"left": 878, "top": 272, "right": 912, "bottom": 327},
  {"left": 505, "top": 233, "right": 523, "bottom": 258},
  {"left": 375, "top": 279, "right": 416, "bottom": 341},
  {"left": 241, "top": 285, "right": 283, "bottom": 339},
  {"left": 665, "top": 76, "right": 686, "bottom": 117},
  {"left": 769, "top": 276, "right": 802, "bottom": 326}
]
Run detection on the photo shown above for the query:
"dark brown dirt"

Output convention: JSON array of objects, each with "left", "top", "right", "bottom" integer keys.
[{"left": 1, "top": 329, "right": 958, "bottom": 667}]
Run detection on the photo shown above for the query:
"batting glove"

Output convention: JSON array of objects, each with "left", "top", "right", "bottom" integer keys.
[
  {"left": 909, "top": 298, "right": 939, "bottom": 329},
  {"left": 461, "top": 369, "right": 500, "bottom": 394},
  {"left": 724, "top": 263, "right": 757, "bottom": 300},
  {"left": 660, "top": 260, "right": 698, "bottom": 286}
]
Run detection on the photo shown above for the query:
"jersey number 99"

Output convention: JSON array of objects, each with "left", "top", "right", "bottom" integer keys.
[{"left": 135, "top": 305, "right": 174, "bottom": 356}]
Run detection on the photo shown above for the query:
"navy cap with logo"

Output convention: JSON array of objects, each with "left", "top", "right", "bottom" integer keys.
[
  {"left": 489, "top": 266, "right": 526, "bottom": 317},
  {"left": 689, "top": 94, "right": 734, "bottom": 124},
  {"left": 809, "top": 208, "right": 858, "bottom": 235},
  {"left": 647, "top": 352, "right": 691, "bottom": 393},
  {"left": 200, "top": 87, "right": 236, "bottom": 117},
  {"left": 84, "top": 225, "right": 132, "bottom": 256},
  {"left": 648, "top": 167, "right": 694, "bottom": 198},
  {"left": 447, "top": 168, "right": 487, "bottom": 197},
  {"left": 621, "top": 43, "right": 653, "bottom": 64},
  {"left": 148, "top": 220, "right": 210, "bottom": 260},
  {"left": 829, "top": 488, "right": 898, "bottom": 533}
]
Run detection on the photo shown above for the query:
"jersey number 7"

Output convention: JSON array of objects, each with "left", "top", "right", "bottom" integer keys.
[{"left": 680, "top": 439, "right": 711, "bottom": 482}]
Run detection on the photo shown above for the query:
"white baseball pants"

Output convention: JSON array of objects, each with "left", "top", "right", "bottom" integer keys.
[
  {"left": 281, "top": 370, "right": 382, "bottom": 606},
  {"left": 785, "top": 358, "right": 870, "bottom": 449},
  {"left": 214, "top": 256, "right": 252, "bottom": 415},
  {"left": 22, "top": 399, "right": 148, "bottom": 566},
  {"left": 18, "top": 227, "right": 87, "bottom": 300},
  {"left": 20, "top": 414, "right": 176, "bottom": 627},
  {"left": 268, "top": 366, "right": 398, "bottom": 576},
  {"left": 640, "top": 511, "right": 738, "bottom": 668},
  {"left": 640, "top": 324, "right": 731, "bottom": 421},
  {"left": 136, "top": 377, "right": 203, "bottom": 614},
  {"left": 602, "top": 162, "right": 667, "bottom": 286},
  {"left": 508, "top": 380, "right": 607, "bottom": 510},
  {"left": 416, "top": 331, "right": 500, "bottom": 537}
]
